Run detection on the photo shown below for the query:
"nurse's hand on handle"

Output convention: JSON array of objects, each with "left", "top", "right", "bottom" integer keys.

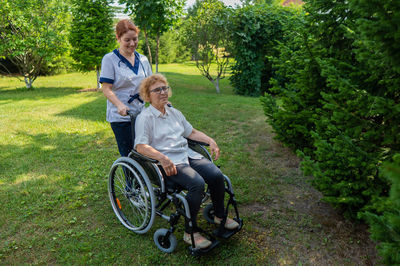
[
  {"left": 117, "top": 104, "right": 130, "bottom": 116},
  {"left": 102, "top": 83, "right": 130, "bottom": 116}
]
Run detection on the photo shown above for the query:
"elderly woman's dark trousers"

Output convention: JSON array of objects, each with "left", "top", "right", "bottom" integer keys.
[{"left": 165, "top": 158, "right": 225, "bottom": 233}]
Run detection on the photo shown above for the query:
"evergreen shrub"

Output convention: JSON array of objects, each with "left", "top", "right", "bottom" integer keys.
[
  {"left": 260, "top": 9, "right": 321, "bottom": 153},
  {"left": 261, "top": 0, "right": 399, "bottom": 221},
  {"left": 361, "top": 155, "right": 400, "bottom": 265}
]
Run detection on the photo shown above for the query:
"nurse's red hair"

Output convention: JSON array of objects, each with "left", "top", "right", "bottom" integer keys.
[{"left": 115, "top": 19, "right": 140, "bottom": 38}]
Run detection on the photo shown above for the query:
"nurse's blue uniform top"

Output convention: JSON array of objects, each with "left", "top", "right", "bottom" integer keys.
[{"left": 100, "top": 49, "right": 152, "bottom": 123}]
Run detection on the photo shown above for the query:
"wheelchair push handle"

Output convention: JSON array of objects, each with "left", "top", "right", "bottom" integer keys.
[
  {"left": 126, "top": 109, "right": 141, "bottom": 125},
  {"left": 126, "top": 109, "right": 138, "bottom": 117}
]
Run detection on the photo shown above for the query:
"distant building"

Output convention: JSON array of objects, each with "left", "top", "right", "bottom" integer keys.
[{"left": 282, "top": 0, "right": 304, "bottom": 6}]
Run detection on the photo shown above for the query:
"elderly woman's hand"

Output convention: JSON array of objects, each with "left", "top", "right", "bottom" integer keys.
[
  {"left": 209, "top": 139, "right": 220, "bottom": 161},
  {"left": 160, "top": 156, "right": 177, "bottom": 176}
]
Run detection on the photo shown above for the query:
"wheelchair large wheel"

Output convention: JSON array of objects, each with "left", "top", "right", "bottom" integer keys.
[{"left": 108, "top": 157, "right": 156, "bottom": 234}]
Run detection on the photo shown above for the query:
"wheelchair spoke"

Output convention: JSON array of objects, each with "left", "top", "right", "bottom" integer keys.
[
  {"left": 127, "top": 187, "right": 150, "bottom": 222},
  {"left": 121, "top": 171, "right": 151, "bottom": 227},
  {"left": 114, "top": 168, "right": 127, "bottom": 192}
]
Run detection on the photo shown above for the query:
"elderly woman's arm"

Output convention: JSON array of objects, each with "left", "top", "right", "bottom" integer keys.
[
  {"left": 187, "top": 129, "right": 220, "bottom": 160},
  {"left": 136, "top": 144, "right": 177, "bottom": 176}
]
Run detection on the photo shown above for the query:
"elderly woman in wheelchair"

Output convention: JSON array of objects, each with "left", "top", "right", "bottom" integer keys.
[{"left": 108, "top": 73, "right": 242, "bottom": 254}]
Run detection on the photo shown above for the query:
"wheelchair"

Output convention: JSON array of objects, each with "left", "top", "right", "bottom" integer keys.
[{"left": 107, "top": 111, "right": 243, "bottom": 255}]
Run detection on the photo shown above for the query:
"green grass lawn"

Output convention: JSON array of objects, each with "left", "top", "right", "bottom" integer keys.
[{"left": 0, "top": 64, "right": 378, "bottom": 265}]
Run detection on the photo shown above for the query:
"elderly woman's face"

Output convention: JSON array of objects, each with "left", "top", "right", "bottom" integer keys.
[{"left": 149, "top": 81, "right": 169, "bottom": 109}]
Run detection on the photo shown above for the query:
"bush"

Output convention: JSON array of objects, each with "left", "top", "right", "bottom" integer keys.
[
  {"left": 361, "top": 155, "right": 400, "bottom": 265},
  {"left": 229, "top": 4, "right": 295, "bottom": 96}
]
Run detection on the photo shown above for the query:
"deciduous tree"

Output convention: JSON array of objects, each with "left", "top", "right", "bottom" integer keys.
[
  {"left": 120, "top": 0, "right": 184, "bottom": 73},
  {"left": 0, "top": 0, "right": 69, "bottom": 89},
  {"left": 182, "top": 0, "right": 231, "bottom": 93}
]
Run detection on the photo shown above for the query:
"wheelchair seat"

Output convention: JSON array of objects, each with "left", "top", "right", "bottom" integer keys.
[{"left": 164, "top": 178, "right": 184, "bottom": 194}]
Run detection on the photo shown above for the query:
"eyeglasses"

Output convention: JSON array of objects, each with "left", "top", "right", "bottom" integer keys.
[{"left": 150, "top": 86, "right": 170, "bottom": 94}]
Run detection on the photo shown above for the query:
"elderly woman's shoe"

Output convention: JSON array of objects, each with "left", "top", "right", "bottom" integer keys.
[
  {"left": 214, "top": 217, "right": 239, "bottom": 230},
  {"left": 183, "top": 232, "right": 212, "bottom": 249}
]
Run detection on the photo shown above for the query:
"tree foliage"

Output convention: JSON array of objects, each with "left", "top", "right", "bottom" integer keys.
[
  {"left": 0, "top": 0, "right": 69, "bottom": 89},
  {"left": 228, "top": 4, "right": 294, "bottom": 96},
  {"left": 352, "top": 0, "right": 400, "bottom": 72},
  {"left": 138, "top": 30, "right": 190, "bottom": 64},
  {"left": 120, "top": 0, "right": 184, "bottom": 73},
  {"left": 259, "top": 0, "right": 400, "bottom": 261},
  {"left": 361, "top": 155, "right": 400, "bottom": 265},
  {"left": 69, "top": 0, "right": 115, "bottom": 89},
  {"left": 182, "top": 0, "right": 231, "bottom": 93},
  {"left": 260, "top": 9, "right": 318, "bottom": 153}
]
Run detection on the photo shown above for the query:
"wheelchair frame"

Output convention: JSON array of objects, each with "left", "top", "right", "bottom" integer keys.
[{"left": 108, "top": 111, "right": 243, "bottom": 255}]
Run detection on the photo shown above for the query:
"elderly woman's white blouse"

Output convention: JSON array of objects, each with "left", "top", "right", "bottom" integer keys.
[
  {"left": 134, "top": 105, "right": 203, "bottom": 165},
  {"left": 100, "top": 49, "right": 152, "bottom": 123}
]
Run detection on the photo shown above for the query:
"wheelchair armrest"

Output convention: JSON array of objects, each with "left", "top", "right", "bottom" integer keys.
[
  {"left": 130, "top": 150, "right": 159, "bottom": 163},
  {"left": 187, "top": 138, "right": 209, "bottom": 147}
]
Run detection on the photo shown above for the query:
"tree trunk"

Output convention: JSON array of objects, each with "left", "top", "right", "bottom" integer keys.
[
  {"left": 155, "top": 32, "right": 160, "bottom": 73},
  {"left": 24, "top": 76, "right": 33, "bottom": 90},
  {"left": 213, "top": 78, "right": 220, "bottom": 94},
  {"left": 96, "top": 66, "right": 100, "bottom": 90},
  {"left": 143, "top": 29, "right": 153, "bottom": 72}
]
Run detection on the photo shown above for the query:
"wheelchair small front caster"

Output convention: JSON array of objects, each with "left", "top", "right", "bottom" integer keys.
[{"left": 153, "top": 228, "right": 177, "bottom": 253}]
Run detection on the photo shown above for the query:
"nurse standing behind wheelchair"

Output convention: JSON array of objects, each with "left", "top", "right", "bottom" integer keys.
[
  {"left": 100, "top": 19, "right": 152, "bottom": 157},
  {"left": 134, "top": 74, "right": 239, "bottom": 249}
]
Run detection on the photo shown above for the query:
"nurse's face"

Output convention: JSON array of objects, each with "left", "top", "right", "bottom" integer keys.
[
  {"left": 149, "top": 81, "right": 169, "bottom": 111},
  {"left": 117, "top": 30, "right": 138, "bottom": 56}
]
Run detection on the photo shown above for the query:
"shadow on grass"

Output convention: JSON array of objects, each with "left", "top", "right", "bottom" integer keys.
[
  {"left": 0, "top": 129, "right": 115, "bottom": 185},
  {"left": 0, "top": 86, "right": 84, "bottom": 100},
  {"left": 56, "top": 95, "right": 106, "bottom": 122}
]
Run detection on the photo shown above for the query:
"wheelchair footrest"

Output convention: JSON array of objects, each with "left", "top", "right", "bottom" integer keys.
[
  {"left": 189, "top": 239, "right": 220, "bottom": 256},
  {"left": 213, "top": 218, "right": 243, "bottom": 239}
]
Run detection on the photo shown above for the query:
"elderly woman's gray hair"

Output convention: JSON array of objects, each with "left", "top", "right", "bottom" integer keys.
[{"left": 139, "top": 74, "right": 172, "bottom": 102}]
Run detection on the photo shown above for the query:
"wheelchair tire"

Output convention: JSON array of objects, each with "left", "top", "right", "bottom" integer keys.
[
  {"left": 203, "top": 203, "right": 215, "bottom": 224},
  {"left": 153, "top": 228, "right": 177, "bottom": 253},
  {"left": 108, "top": 157, "right": 156, "bottom": 234}
]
